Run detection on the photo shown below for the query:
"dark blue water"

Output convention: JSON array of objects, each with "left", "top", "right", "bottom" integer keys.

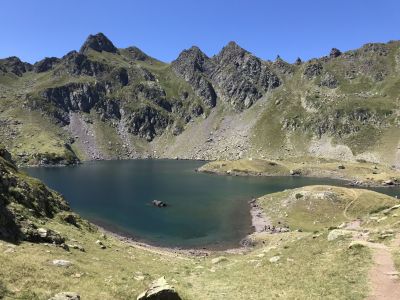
[{"left": 25, "top": 160, "right": 400, "bottom": 249}]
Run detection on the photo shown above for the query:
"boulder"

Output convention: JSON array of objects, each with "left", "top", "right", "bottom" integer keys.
[
  {"left": 48, "top": 292, "right": 80, "bottom": 300},
  {"left": 327, "top": 229, "right": 352, "bottom": 241},
  {"left": 95, "top": 240, "right": 106, "bottom": 249},
  {"left": 269, "top": 256, "right": 280, "bottom": 263},
  {"left": 289, "top": 169, "right": 301, "bottom": 176},
  {"left": 137, "top": 277, "right": 181, "bottom": 300},
  {"left": 152, "top": 200, "right": 167, "bottom": 208},
  {"left": 52, "top": 259, "right": 72, "bottom": 267},
  {"left": 348, "top": 241, "right": 367, "bottom": 249}
]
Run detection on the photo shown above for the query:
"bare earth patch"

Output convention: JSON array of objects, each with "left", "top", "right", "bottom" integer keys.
[{"left": 367, "top": 236, "right": 400, "bottom": 300}]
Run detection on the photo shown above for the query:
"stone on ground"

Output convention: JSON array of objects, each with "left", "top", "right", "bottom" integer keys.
[
  {"left": 137, "top": 277, "right": 181, "bottom": 300},
  {"left": 52, "top": 259, "right": 72, "bottom": 267},
  {"left": 327, "top": 229, "right": 353, "bottom": 241},
  {"left": 48, "top": 292, "right": 80, "bottom": 300}
]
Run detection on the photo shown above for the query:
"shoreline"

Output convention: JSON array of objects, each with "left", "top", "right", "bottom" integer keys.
[
  {"left": 198, "top": 169, "right": 400, "bottom": 189},
  {"left": 94, "top": 222, "right": 252, "bottom": 256},
  {"left": 94, "top": 197, "right": 280, "bottom": 255}
]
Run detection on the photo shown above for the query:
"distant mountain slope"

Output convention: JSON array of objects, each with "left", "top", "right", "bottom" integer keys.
[{"left": 0, "top": 33, "right": 399, "bottom": 167}]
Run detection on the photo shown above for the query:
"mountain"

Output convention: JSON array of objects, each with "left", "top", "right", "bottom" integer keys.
[{"left": 0, "top": 33, "right": 399, "bottom": 167}]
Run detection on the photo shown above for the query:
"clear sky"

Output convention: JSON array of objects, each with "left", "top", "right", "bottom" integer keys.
[{"left": 1, "top": 0, "right": 399, "bottom": 63}]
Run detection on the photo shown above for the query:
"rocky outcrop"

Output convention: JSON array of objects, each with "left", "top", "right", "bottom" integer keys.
[
  {"left": 137, "top": 277, "right": 182, "bottom": 300},
  {"left": 172, "top": 46, "right": 217, "bottom": 107},
  {"left": 173, "top": 42, "right": 282, "bottom": 109},
  {"left": 124, "top": 46, "right": 151, "bottom": 61},
  {"left": 319, "top": 73, "right": 338, "bottom": 88},
  {"left": 273, "top": 56, "right": 294, "bottom": 75},
  {"left": 95, "top": 99, "right": 121, "bottom": 120},
  {"left": 79, "top": 33, "right": 118, "bottom": 54},
  {"left": 42, "top": 82, "right": 109, "bottom": 114},
  {"left": 303, "top": 61, "right": 323, "bottom": 78},
  {"left": 0, "top": 150, "right": 70, "bottom": 243},
  {"left": 33, "top": 57, "right": 60, "bottom": 73},
  {"left": 123, "top": 105, "right": 172, "bottom": 141},
  {"left": 59, "top": 51, "right": 109, "bottom": 76},
  {"left": 0, "top": 56, "right": 32, "bottom": 76},
  {"left": 209, "top": 41, "right": 280, "bottom": 109},
  {"left": 135, "top": 81, "right": 172, "bottom": 111}
]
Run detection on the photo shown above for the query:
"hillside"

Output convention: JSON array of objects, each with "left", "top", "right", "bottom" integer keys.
[
  {"left": 0, "top": 33, "right": 399, "bottom": 167},
  {"left": 1, "top": 147, "right": 400, "bottom": 299}
]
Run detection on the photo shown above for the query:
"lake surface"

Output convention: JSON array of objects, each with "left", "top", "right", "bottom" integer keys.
[{"left": 25, "top": 160, "right": 400, "bottom": 249}]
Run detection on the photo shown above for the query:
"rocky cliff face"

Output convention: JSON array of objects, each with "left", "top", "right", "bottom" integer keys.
[
  {"left": 208, "top": 42, "right": 281, "bottom": 109},
  {"left": 172, "top": 42, "right": 281, "bottom": 110},
  {"left": 1, "top": 33, "right": 399, "bottom": 166},
  {"left": 0, "top": 147, "right": 71, "bottom": 243},
  {"left": 172, "top": 46, "right": 217, "bottom": 108}
]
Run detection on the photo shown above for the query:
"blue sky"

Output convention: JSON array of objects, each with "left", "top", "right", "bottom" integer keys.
[{"left": 1, "top": 0, "right": 399, "bottom": 63}]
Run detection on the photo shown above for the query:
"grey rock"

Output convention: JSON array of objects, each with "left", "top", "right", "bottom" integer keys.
[
  {"left": 172, "top": 46, "right": 217, "bottom": 108},
  {"left": 52, "top": 259, "right": 72, "bottom": 267},
  {"left": 137, "top": 277, "right": 181, "bottom": 300},
  {"left": 303, "top": 61, "right": 323, "bottom": 78},
  {"left": 33, "top": 57, "right": 60, "bottom": 73},
  {"left": 152, "top": 200, "right": 167, "bottom": 207},
  {"left": 41, "top": 82, "right": 108, "bottom": 115},
  {"left": 0, "top": 56, "right": 32, "bottom": 76},
  {"left": 320, "top": 73, "right": 338, "bottom": 88},
  {"left": 124, "top": 46, "right": 150, "bottom": 61},
  {"left": 80, "top": 33, "right": 118, "bottom": 54},
  {"left": 59, "top": 51, "right": 109, "bottom": 76},
  {"left": 210, "top": 41, "right": 280, "bottom": 109}
]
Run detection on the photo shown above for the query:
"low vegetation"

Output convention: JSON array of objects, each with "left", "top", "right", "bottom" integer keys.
[{"left": 199, "top": 157, "right": 400, "bottom": 187}]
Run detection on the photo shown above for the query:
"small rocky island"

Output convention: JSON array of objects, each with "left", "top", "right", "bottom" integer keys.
[{"left": 152, "top": 200, "right": 167, "bottom": 207}]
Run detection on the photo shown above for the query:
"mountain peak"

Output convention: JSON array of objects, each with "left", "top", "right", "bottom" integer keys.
[
  {"left": 79, "top": 33, "right": 118, "bottom": 54},
  {"left": 215, "top": 41, "right": 249, "bottom": 61},
  {"left": 173, "top": 45, "right": 209, "bottom": 71}
]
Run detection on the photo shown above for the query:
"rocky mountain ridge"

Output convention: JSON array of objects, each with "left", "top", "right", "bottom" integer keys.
[{"left": 0, "top": 33, "right": 399, "bottom": 167}]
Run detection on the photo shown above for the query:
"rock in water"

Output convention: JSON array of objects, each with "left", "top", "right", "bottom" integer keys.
[
  {"left": 137, "top": 277, "right": 181, "bottom": 300},
  {"left": 152, "top": 200, "right": 167, "bottom": 207},
  {"left": 48, "top": 292, "right": 80, "bottom": 300}
]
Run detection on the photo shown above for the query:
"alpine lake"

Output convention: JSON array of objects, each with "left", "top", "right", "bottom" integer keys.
[{"left": 25, "top": 160, "right": 400, "bottom": 249}]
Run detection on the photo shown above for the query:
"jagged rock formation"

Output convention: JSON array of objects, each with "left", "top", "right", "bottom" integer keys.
[
  {"left": 79, "top": 33, "right": 118, "bottom": 54},
  {"left": 208, "top": 41, "right": 280, "bottom": 109},
  {"left": 33, "top": 57, "right": 60, "bottom": 73},
  {"left": 0, "top": 33, "right": 399, "bottom": 166},
  {"left": 0, "top": 56, "right": 32, "bottom": 76},
  {"left": 172, "top": 46, "right": 217, "bottom": 108},
  {"left": 172, "top": 42, "right": 281, "bottom": 109}
]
